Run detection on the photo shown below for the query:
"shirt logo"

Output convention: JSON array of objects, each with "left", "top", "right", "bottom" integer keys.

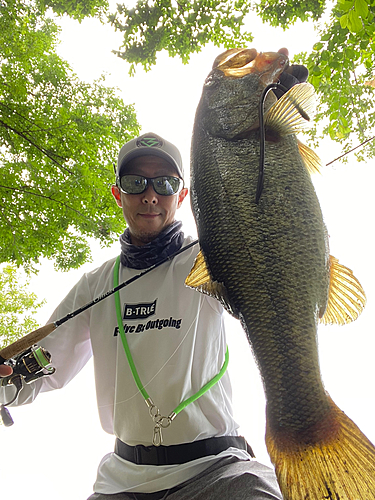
[{"left": 123, "top": 300, "right": 157, "bottom": 320}]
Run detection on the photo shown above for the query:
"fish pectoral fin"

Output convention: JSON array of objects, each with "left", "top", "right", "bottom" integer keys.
[
  {"left": 185, "top": 250, "right": 240, "bottom": 318},
  {"left": 297, "top": 139, "right": 322, "bottom": 175},
  {"left": 265, "top": 82, "right": 316, "bottom": 136},
  {"left": 185, "top": 249, "right": 212, "bottom": 288},
  {"left": 320, "top": 255, "right": 366, "bottom": 325}
]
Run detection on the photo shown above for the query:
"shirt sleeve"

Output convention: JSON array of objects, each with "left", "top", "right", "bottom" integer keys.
[{"left": 0, "top": 273, "right": 93, "bottom": 406}]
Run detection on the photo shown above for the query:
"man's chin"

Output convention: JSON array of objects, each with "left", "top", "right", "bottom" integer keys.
[{"left": 130, "top": 229, "right": 161, "bottom": 246}]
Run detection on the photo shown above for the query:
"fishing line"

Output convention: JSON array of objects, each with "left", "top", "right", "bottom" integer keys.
[
  {"left": 326, "top": 134, "right": 375, "bottom": 165},
  {"left": 256, "top": 83, "right": 288, "bottom": 204}
]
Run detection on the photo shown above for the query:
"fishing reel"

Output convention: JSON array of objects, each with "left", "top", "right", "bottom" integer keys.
[{"left": 0, "top": 345, "right": 55, "bottom": 426}]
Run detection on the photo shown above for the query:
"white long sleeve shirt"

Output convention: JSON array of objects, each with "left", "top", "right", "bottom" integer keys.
[{"left": 1, "top": 237, "right": 252, "bottom": 493}]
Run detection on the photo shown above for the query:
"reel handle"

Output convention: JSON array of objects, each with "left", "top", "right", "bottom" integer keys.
[{"left": 0, "top": 323, "right": 56, "bottom": 363}]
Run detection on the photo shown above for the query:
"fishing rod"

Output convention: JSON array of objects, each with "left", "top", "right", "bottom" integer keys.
[
  {"left": 0, "top": 239, "right": 199, "bottom": 425},
  {"left": 0, "top": 239, "right": 199, "bottom": 364}
]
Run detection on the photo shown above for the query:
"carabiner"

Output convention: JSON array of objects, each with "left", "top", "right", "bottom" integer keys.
[{"left": 153, "top": 424, "right": 163, "bottom": 446}]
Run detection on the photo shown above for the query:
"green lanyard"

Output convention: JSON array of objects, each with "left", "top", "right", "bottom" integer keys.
[{"left": 114, "top": 256, "right": 229, "bottom": 446}]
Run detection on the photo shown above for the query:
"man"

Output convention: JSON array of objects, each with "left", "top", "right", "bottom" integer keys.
[{"left": 0, "top": 132, "right": 283, "bottom": 499}]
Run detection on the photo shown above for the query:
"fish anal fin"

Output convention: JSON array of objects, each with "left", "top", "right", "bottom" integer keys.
[
  {"left": 266, "top": 397, "right": 375, "bottom": 500},
  {"left": 320, "top": 255, "right": 366, "bottom": 325},
  {"left": 297, "top": 139, "right": 322, "bottom": 175},
  {"left": 185, "top": 250, "right": 239, "bottom": 318},
  {"left": 265, "top": 82, "right": 316, "bottom": 137}
]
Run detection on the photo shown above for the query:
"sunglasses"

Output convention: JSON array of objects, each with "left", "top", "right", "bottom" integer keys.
[{"left": 118, "top": 175, "right": 183, "bottom": 196}]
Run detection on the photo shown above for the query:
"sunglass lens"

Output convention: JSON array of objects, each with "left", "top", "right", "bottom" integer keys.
[
  {"left": 153, "top": 177, "right": 181, "bottom": 195},
  {"left": 120, "top": 175, "right": 147, "bottom": 194}
]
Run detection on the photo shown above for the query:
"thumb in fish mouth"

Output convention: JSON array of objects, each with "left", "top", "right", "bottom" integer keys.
[
  {"left": 274, "top": 47, "right": 309, "bottom": 99},
  {"left": 274, "top": 65, "right": 309, "bottom": 100},
  {"left": 277, "top": 47, "right": 309, "bottom": 82},
  {"left": 278, "top": 47, "right": 289, "bottom": 57}
]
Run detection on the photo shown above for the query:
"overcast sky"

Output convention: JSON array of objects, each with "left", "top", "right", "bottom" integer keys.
[{"left": 1, "top": 6, "right": 374, "bottom": 500}]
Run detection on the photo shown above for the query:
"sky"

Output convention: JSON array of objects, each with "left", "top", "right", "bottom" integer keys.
[{"left": 1, "top": 6, "right": 374, "bottom": 500}]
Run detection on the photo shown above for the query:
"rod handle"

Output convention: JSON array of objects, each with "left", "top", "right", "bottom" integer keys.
[{"left": 0, "top": 323, "right": 57, "bottom": 363}]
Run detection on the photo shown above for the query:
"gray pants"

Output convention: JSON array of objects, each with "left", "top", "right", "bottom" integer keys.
[{"left": 87, "top": 457, "right": 283, "bottom": 500}]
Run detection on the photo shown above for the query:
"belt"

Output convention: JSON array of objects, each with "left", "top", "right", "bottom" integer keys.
[{"left": 114, "top": 436, "right": 255, "bottom": 465}]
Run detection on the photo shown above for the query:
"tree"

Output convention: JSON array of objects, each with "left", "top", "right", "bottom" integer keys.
[
  {"left": 39, "top": 0, "right": 375, "bottom": 161},
  {"left": 111, "top": 0, "right": 375, "bottom": 160},
  {"left": 294, "top": 1, "right": 375, "bottom": 160},
  {"left": 0, "top": 0, "right": 140, "bottom": 271},
  {"left": 0, "top": 265, "right": 45, "bottom": 349}
]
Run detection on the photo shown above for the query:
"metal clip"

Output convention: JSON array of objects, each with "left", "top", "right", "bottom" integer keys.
[
  {"left": 146, "top": 398, "right": 176, "bottom": 446},
  {"left": 153, "top": 424, "right": 163, "bottom": 446}
]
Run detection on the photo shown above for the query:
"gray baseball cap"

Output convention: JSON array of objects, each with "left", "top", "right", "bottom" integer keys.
[{"left": 116, "top": 133, "right": 184, "bottom": 183}]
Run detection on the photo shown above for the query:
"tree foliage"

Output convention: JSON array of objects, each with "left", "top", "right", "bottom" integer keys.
[
  {"left": 38, "top": 0, "right": 109, "bottom": 20},
  {"left": 109, "top": 0, "right": 254, "bottom": 74},
  {"left": 0, "top": 0, "right": 140, "bottom": 271},
  {"left": 295, "top": 0, "right": 375, "bottom": 160},
  {"left": 106, "top": 0, "right": 375, "bottom": 160},
  {"left": 0, "top": 265, "right": 45, "bottom": 349},
  {"left": 19, "top": 0, "right": 375, "bottom": 160}
]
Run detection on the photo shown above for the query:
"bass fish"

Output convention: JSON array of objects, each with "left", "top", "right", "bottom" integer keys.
[{"left": 186, "top": 48, "right": 375, "bottom": 499}]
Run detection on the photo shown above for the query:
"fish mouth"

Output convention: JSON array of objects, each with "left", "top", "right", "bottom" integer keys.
[{"left": 213, "top": 48, "right": 289, "bottom": 85}]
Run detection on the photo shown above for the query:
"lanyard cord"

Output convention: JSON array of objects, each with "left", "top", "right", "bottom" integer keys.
[{"left": 113, "top": 255, "right": 229, "bottom": 445}]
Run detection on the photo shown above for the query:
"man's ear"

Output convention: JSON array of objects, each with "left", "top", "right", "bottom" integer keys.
[
  {"left": 111, "top": 185, "right": 122, "bottom": 207},
  {"left": 177, "top": 187, "right": 188, "bottom": 208}
]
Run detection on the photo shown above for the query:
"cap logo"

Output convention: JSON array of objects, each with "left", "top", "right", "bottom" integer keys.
[{"left": 137, "top": 137, "right": 162, "bottom": 148}]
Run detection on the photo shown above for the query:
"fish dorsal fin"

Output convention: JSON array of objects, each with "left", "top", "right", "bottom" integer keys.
[
  {"left": 265, "top": 82, "right": 316, "bottom": 136},
  {"left": 320, "top": 255, "right": 366, "bottom": 325},
  {"left": 297, "top": 139, "right": 322, "bottom": 175},
  {"left": 185, "top": 250, "right": 239, "bottom": 318}
]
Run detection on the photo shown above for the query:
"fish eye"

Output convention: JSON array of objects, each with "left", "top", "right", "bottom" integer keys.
[{"left": 204, "top": 73, "right": 218, "bottom": 88}]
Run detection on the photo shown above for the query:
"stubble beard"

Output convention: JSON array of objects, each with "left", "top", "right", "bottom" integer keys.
[{"left": 131, "top": 228, "right": 162, "bottom": 246}]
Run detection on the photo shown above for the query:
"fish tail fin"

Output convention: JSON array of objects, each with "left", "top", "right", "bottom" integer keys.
[{"left": 266, "top": 398, "right": 375, "bottom": 499}]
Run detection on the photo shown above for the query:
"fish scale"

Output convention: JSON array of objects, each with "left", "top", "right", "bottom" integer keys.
[
  {"left": 186, "top": 48, "right": 374, "bottom": 499},
  {"left": 192, "top": 130, "right": 330, "bottom": 431}
]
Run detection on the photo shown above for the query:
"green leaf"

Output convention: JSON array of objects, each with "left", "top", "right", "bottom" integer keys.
[
  {"left": 312, "top": 65, "right": 322, "bottom": 75},
  {"left": 0, "top": 265, "right": 45, "bottom": 349},
  {"left": 348, "top": 8, "right": 363, "bottom": 31},
  {"left": 355, "top": 0, "right": 369, "bottom": 18},
  {"left": 340, "top": 13, "right": 348, "bottom": 28}
]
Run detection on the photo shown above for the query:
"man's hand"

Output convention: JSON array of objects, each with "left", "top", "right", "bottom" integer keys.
[
  {"left": 0, "top": 364, "right": 13, "bottom": 378},
  {"left": 274, "top": 48, "right": 309, "bottom": 99}
]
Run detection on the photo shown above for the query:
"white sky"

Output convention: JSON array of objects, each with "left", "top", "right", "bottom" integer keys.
[{"left": 1, "top": 7, "right": 374, "bottom": 499}]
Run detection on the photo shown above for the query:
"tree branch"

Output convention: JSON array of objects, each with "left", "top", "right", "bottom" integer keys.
[
  {"left": 0, "top": 119, "right": 73, "bottom": 174},
  {"left": 0, "top": 184, "right": 92, "bottom": 222}
]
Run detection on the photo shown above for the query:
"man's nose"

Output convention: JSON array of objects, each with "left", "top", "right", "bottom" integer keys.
[{"left": 142, "top": 184, "right": 158, "bottom": 204}]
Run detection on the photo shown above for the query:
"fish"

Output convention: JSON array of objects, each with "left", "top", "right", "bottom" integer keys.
[{"left": 186, "top": 48, "right": 375, "bottom": 500}]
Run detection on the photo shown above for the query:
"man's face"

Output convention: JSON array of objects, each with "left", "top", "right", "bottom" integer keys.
[{"left": 112, "top": 155, "right": 188, "bottom": 246}]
